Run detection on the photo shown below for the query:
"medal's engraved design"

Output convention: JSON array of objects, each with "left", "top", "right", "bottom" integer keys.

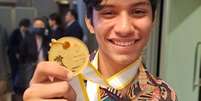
[{"left": 54, "top": 55, "right": 65, "bottom": 66}]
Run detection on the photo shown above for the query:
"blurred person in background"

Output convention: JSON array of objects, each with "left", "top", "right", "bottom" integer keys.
[
  {"left": 20, "top": 17, "right": 49, "bottom": 67},
  {"left": 64, "top": 9, "right": 83, "bottom": 40},
  {"left": 11, "top": 18, "right": 49, "bottom": 101},
  {"left": 41, "top": 16, "right": 51, "bottom": 37},
  {"left": 48, "top": 12, "right": 63, "bottom": 40},
  {"left": 7, "top": 18, "right": 31, "bottom": 100},
  {"left": 0, "top": 25, "right": 12, "bottom": 101}
]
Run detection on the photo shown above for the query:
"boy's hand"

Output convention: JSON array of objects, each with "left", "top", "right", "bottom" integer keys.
[{"left": 23, "top": 62, "right": 76, "bottom": 101}]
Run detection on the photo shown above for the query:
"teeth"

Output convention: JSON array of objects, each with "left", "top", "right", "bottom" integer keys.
[{"left": 112, "top": 40, "right": 135, "bottom": 47}]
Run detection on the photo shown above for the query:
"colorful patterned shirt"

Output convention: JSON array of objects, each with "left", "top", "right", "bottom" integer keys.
[
  {"left": 98, "top": 65, "right": 177, "bottom": 101},
  {"left": 87, "top": 51, "right": 177, "bottom": 101}
]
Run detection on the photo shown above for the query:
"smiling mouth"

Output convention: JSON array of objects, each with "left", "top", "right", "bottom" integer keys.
[{"left": 109, "top": 39, "right": 137, "bottom": 47}]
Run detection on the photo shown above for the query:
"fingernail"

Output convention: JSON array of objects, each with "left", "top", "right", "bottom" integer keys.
[{"left": 66, "top": 71, "right": 74, "bottom": 81}]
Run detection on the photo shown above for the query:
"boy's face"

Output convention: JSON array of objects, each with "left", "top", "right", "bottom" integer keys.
[{"left": 86, "top": 0, "right": 153, "bottom": 66}]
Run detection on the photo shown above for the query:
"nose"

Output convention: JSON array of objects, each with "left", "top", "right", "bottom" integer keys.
[{"left": 114, "top": 12, "right": 134, "bottom": 36}]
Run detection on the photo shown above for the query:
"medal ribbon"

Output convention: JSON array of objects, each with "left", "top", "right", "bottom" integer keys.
[
  {"left": 82, "top": 51, "right": 141, "bottom": 90},
  {"left": 82, "top": 52, "right": 142, "bottom": 101}
]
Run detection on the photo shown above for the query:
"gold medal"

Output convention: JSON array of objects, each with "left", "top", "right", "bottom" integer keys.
[
  {"left": 48, "top": 37, "right": 142, "bottom": 100},
  {"left": 48, "top": 37, "right": 89, "bottom": 76}
]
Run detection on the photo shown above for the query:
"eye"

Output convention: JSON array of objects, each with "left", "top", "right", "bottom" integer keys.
[
  {"left": 131, "top": 8, "right": 147, "bottom": 17},
  {"left": 100, "top": 9, "right": 116, "bottom": 19}
]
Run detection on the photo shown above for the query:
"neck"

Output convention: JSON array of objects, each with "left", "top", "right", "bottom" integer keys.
[
  {"left": 52, "top": 25, "right": 58, "bottom": 30},
  {"left": 98, "top": 52, "right": 128, "bottom": 78},
  {"left": 20, "top": 27, "right": 25, "bottom": 33},
  {"left": 67, "top": 19, "right": 75, "bottom": 26}
]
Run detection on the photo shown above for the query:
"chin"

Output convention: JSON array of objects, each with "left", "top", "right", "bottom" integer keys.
[{"left": 112, "top": 54, "right": 139, "bottom": 67}]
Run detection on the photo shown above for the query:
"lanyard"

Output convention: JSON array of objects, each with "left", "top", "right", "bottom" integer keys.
[
  {"left": 85, "top": 52, "right": 141, "bottom": 101},
  {"left": 83, "top": 51, "right": 141, "bottom": 89}
]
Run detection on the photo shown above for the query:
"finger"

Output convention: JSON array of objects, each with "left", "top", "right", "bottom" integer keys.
[
  {"left": 25, "top": 99, "right": 68, "bottom": 101},
  {"left": 26, "top": 99, "right": 68, "bottom": 101},
  {"left": 24, "top": 81, "right": 76, "bottom": 101},
  {"left": 41, "top": 99, "right": 68, "bottom": 101},
  {"left": 30, "top": 62, "right": 73, "bottom": 84}
]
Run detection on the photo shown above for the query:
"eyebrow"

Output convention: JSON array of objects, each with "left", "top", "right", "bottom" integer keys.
[
  {"left": 97, "top": 1, "right": 150, "bottom": 10},
  {"left": 131, "top": 1, "right": 150, "bottom": 7},
  {"left": 95, "top": 4, "right": 114, "bottom": 10}
]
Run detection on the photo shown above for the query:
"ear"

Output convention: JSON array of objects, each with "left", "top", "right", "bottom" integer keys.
[{"left": 84, "top": 16, "right": 95, "bottom": 34}]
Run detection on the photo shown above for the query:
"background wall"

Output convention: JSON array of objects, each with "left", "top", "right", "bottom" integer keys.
[
  {"left": 160, "top": 0, "right": 201, "bottom": 101},
  {"left": 32, "top": 0, "right": 58, "bottom": 17},
  {"left": 0, "top": 0, "right": 58, "bottom": 34}
]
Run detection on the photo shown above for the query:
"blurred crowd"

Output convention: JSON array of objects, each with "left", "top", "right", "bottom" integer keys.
[{"left": 0, "top": 9, "right": 83, "bottom": 101}]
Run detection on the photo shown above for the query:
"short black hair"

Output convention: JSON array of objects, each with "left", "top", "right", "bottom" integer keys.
[
  {"left": 49, "top": 13, "right": 62, "bottom": 25},
  {"left": 67, "top": 9, "right": 78, "bottom": 20},
  {"left": 19, "top": 18, "right": 31, "bottom": 27},
  {"left": 83, "top": 0, "right": 158, "bottom": 19}
]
